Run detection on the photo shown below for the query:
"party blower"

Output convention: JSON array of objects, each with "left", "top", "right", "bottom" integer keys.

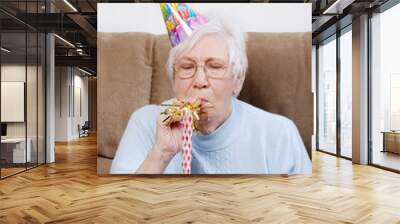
[{"left": 159, "top": 3, "right": 208, "bottom": 174}]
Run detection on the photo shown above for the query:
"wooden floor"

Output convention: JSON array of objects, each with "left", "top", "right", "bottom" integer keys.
[
  {"left": 1, "top": 135, "right": 400, "bottom": 223},
  {"left": 1, "top": 163, "right": 45, "bottom": 178},
  {"left": 1, "top": 167, "right": 26, "bottom": 178}
]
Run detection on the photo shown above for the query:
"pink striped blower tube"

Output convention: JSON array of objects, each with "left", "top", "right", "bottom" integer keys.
[{"left": 181, "top": 108, "right": 193, "bottom": 174}]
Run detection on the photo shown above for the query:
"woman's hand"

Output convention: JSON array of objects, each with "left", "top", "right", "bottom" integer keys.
[
  {"left": 135, "top": 98, "right": 200, "bottom": 174},
  {"left": 135, "top": 114, "right": 183, "bottom": 174},
  {"left": 153, "top": 113, "right": 184, "bottom": 163}
]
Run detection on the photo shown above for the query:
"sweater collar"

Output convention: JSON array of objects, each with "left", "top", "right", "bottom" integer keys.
[{"left": 192, "top": 97, "right": 242, "bottom": 152}]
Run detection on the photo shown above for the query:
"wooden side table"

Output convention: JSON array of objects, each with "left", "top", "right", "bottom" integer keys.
[{"left": 381, "top": 131, "right": 400, "bottom": 154}]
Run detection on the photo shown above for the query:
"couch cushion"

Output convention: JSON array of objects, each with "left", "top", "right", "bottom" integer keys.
[
  {"left": 150, "top": 35, "right": 175, "bottom": 104},
  {"left": 97, "top": 32, "right": 154, "bottom": 159},
  {"left": 239, "top": 32, "right": 312, "bottom": 157}
]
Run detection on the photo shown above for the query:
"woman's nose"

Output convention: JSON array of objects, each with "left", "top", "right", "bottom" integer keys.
[{"left": 192, "top": 66, "right": 209, "bottom": 89}]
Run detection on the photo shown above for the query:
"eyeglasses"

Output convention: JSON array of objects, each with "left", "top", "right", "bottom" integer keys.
[{"left": 174, "top": 59, "right": 229, "bottom": 79}]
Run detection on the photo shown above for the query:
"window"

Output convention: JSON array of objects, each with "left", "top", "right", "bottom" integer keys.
[
  {"left": 340, "top": 27, "right": 352, "bottom": 158},
  {"left": 370, "top": 2, "right": 400, "bottom": 171},
  {"left": 0, "top": 1, "right": 47, "bottom": 179},
  {"left": 317, "top": 25, "right": 353, "bottom": 159},
  {"left": 317, "top": 36, "right": 337, "bottom": 155}
]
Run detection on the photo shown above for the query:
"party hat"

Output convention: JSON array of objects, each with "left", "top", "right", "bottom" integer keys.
[{"left": 160, "top": 3, "right": 208, "bottom": 47}]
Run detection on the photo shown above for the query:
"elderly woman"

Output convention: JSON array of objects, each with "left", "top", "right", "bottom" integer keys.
[{"left": 110, "top": 13, "right": 311, "bottom": 174}]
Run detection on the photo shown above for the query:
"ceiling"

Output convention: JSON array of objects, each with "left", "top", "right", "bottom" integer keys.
[{"left": 0, "top": 0, "right": 394, "bottom": 75}]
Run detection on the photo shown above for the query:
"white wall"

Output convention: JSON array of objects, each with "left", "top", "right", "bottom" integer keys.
[
  {"left": 72, "top": 73, "right": 89, "bottom": 138},
  {"left": 1, "top": 66, "right": 26, "bottom": 127},
  {"left": 55, "top": 67, "right": 89, "bottom": 141},
  {"left": 1, "top": 82, "right": 24, "bottom": 122},
  {"left": 1, "top": 64, "right": 26, "bottom": 81},
  {"left": 98, "top": 3, "right": 311, "bottom": 33},
  {"left": 55, "top": 66, "right": 69, "bottom": 141}
]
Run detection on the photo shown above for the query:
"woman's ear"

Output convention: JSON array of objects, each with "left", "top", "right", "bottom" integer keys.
[{"left": 233, "top": 73, "right": 245, "bottom": 96}]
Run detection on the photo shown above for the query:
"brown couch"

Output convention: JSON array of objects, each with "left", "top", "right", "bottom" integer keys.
[{"left": 97, "top": 32, "right": 313, "bottom": 174}]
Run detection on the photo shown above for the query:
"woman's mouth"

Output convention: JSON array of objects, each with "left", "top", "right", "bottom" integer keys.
[{"left": 199, "top": 97, "right": 208, "bottom": 103}]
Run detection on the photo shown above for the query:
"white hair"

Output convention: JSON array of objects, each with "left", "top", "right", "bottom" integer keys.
[{"left": 166, "top": 15, "right": 248, "bottom": 80}]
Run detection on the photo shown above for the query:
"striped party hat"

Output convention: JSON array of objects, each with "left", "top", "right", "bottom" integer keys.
[{"left": 160, "top": 3, "right": 208, "bottom": 47}]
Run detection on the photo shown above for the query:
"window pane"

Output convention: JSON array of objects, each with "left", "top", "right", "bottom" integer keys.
[
  {"left": 27, "top": 31, "right": 38, "bottom": 169},
  {"left": 1, "top": 31, "right": 27, "bottom": 177},
  {"left": 318, "top": 37, "right": 337, "bottom": 154},
  {"left": 340, "top": 29, "right": 352, "bottom": 158},
  {"left": 38, "top": 32, "right": 46, "bottom": 165},
  {"left": 371, "top": 3, "right": 400, "bottom": 171}
]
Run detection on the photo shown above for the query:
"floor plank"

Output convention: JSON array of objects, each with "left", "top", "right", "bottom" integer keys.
[{"left": 0, "top": 135, "right": 400, "bottom": 223}]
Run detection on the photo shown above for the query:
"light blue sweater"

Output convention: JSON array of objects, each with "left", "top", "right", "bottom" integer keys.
[{"left": 110, "top": 97, "right": 312, "bottom": 174}]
